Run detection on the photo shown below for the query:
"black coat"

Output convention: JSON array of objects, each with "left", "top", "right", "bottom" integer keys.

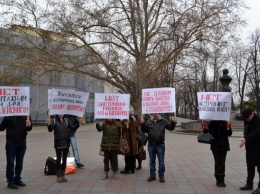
[
  {"left": 48, "top": 117, "right": 79, "bottom": 148},
  {"left": 208, "top": 120, "right": 232, "bottom": 152},
  {"left": 0, "top": 116, "right": 32, "bottom": 141},
  {"left": 141, "top": 117, "right": 176, "bottom": 144},
  {"left": 244, "top": 114, "right": 260, "bottom": 166}
]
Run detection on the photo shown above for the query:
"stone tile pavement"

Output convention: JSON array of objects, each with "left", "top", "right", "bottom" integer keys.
[{"left": 0, "top": 120, "right": 254, "bottom": 194}]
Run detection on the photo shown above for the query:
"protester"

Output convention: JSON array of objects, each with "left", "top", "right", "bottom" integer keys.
[
  {"left": 239, "top": 108, "right": 260, "bottom": 194},
  {"left": 64, "top": 114, "right": 84, "bottom": 168},
  {"left": 141, "top": 113, "right": 176, "bottom": 183},
  {"left": 96, "top": 119, "right": 123, "bottom": 180},
  {"left": 136, "top": 114, "right": 149, "bottom": 170},
  {"left": 46, "top": 114, "right": 80, "bottom": 183},
  {"left": 0, "top": 116, "right": 32, "bottom": 189},
  {"left": 203, "top": 120, "right": 232, "bottom": 187},
  {"left": 120, "top": 114, "right": 139, "bottom": 174}
]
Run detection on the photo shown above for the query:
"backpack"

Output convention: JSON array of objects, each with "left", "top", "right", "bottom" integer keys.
[{"left": 44, "top": 157, "right": 57, "bottom": 175}]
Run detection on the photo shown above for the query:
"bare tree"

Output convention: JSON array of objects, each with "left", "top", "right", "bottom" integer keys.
[
  {"left": 0, "top": 0, "right": 246, "bottom": 114},
  {"left": 247, "top": 29, "right": 260, "bottom": 113}
]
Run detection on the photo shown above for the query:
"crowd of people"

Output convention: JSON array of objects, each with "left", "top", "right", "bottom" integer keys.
[{"left": 1, "top": 107, "right": 260, "bottom": 194}]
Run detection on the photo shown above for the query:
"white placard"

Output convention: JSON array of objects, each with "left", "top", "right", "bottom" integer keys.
[
  {"left": 48, "top": 89, "right": 52, "bottom": 110},
  {"left": 95, "top": 93, "right": 130, "bottom": 120},
  {"left": 0, "top": 86, "right": 30, "bottom": 116},
  {"left": 142, "top": 88, "right": 176, "bottom": 114},
  {"left": 49, "top": 88, "right": 89, "bottom": 118},
  {"left": 197, "top": 92, "right": 232, "bottom": 120}
]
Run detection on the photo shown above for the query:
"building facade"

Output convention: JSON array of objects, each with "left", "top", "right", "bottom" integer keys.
[{"left": 0, "top": 26, "right": 118, "bottom": 124}]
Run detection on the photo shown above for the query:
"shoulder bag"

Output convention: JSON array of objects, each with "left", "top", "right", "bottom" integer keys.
[
  {"left": 197, "top": 133, "right": 214, "bottom": 144},
  {"left": 118, "top": 128, "right": 129, "bottom": 154}
]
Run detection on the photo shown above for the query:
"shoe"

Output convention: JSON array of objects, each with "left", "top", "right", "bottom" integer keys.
[
  {"left": 7, "top": 183, "right": 18, "bottom": 189},
  {"left": 130, "top": 170, "right": 135, "bottom": 174},
  {"left": 240, "top": 183, "right": 253, "bottom": 190},
  {"left": 136, "top": 166, "right": 142, "bottom": 170},
  {"left": 147, "top": 176, "right": 156, "bottom": 182},
  {"left": 77, "top": 163, "right": 84, "bottom": 168},
  {"left": 15, "top": 181, "right": 26, "bottom": 187},
  {"left": 252, "top": 188, "right": 260, "bottom": 194},
  {"left": 159, "top": 177, "right": 165, "bottom": 183},
  {"left": 120, "top": 170, "right": 130, "bottom": 174},
  {"left": 102, "top": 172, "right": 108, "bottom": 180},
  {"left": 113, "top": 172, "right": 119, "bottom": 180}
]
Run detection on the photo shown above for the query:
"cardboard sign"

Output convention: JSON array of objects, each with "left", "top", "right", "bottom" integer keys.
[
  {"left": 95, "top": 93, "right": 130, "bottom": 119},
  {"left": 197, "top": 92, "right": 232, "bottom": 120},
  {"left": 0, "top": 86, "right": 30, "bottom": 116},
  {"left": 142, "top": 88, "right": 176, "bottom": 114},
  {"left": 49, "top": 88, "right": 89, "bottom": 117}
]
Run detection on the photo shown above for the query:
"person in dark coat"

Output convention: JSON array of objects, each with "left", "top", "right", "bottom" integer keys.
[
  {"left": 46, "top": 114, "right": 80, "bottom": 183},
  {"left": 204, "top": 120, "right": 232, "bottom": 187},
  {"left": 141, "top": 113, "right": 176, "bottom": 183},
  {"left": 239, "top": 108, "right": 260, "bottom": 194},
  {"left": 120, "top": 114, "right": 140, "bottom": 174},
  {"left": 0, "top": 116, "right": 32, "bottom": 189}
]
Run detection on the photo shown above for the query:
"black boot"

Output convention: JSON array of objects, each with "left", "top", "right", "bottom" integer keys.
[
  {"left": 215, "top": 175, "right": 221, "bottom": 186},
  {"left": 218, "top": 175, "right": 226, "bottom": 187},
  {"left": 240, "top": 183, "right": 253, "bottom": 190}
]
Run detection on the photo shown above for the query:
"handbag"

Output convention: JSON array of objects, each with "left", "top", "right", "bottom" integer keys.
[
  {"left": 118, "top": 129, "right": 129, "bottom": 154},
  {"left": 136, "top": 133, "right": 148, "bottom": 146},
  {"left": 197, "top": 133, "right": 214, "bottom": 144},
  {"left": 138, "top": 148, "right": 146, "bottom": 160}
]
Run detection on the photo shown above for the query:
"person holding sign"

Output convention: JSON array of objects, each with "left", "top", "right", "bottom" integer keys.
[
  {"left": 120, "top": 114, "right": 140, "bottom": 174},
  {"left": 96, "top": 119, "right": 123, "bottom": 180},
  {"left": 203, "top": 120, "right": 232, "bottom": 187},
  {"left": 0, "top": 116, "right": 32, "bottom": 189},
  {"left": 46, "top": 114, "right": 80, "bottom": 183},
  {"left": 239, "top": 108, "right": 260, "bottom": 193},
  {"left": 140, "top": 113, "right": 176, "bottom": 183},
  {"left": 65, "top": 114, "right": 85, "bottom": 169}
]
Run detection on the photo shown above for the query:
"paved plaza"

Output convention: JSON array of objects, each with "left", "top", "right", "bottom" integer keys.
[{"left": 0, "top": 119, "right": 255, "bottom": 194}]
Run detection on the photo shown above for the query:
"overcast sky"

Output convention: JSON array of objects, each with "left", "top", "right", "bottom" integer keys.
[{"left": 240, "top": 0, "right": 260, "bottom": 41}]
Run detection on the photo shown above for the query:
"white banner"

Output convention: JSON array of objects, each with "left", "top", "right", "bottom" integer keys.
[
  {"left": 197, "top": 92, "right": 232, "bottom": 120},
  {"left": 95, "top": 93, "right": 130, "bottom": 119},
  {"left": 142, "top": 88, "right": 176, "bottom": 114},
  {"left": 48, "top": 89, "right": 52, "bottom": 110},
  {"left": 0, "top": 86, "right": 30, "bottom": 116},
  {"left": 49, "top": 88, "right": 89, "bottom": 118}
]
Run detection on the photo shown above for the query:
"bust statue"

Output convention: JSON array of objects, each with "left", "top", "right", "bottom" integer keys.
[{"left": 219, "top": 69, "right": 232, "bottom": 92}]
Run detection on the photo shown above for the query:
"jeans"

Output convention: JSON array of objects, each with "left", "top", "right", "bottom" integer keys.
[
  {"left": 148, "top": 143, "right": 165, "bottom": 178},
  {"left": 5, "top": 139, "right": 27, "bottom": 184},
  {"left": 68, "top": 134, "right": 81, "bottom": 164}
]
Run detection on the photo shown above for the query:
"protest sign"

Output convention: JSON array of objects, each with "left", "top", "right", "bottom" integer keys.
[
  {"left": 142, "top": 88, "right": 176, "bottom": 114},
  {"left": 197, "top": 92, "right": 232, "bottom": 120},
  {"left": 0, "top": 86, "right": 30, "bottom": 116},
  {"left": 48, "top": 89, "right": 52, "bottom": 110},
  {"left": 49, "top": 88, "right": 89, "bottom": 118},
  {"left": 95, "top": 93, "right": 130, "bottom": 120}
]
